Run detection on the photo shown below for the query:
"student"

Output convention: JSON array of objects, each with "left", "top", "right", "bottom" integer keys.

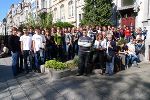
[
  {"left": 77, "top": 29, "right": 93, "bottom": 76},
  {"left": 105, "top": 34, "right": 116, "bottom": 75},
  {"left": 20, "top": 28, "right": 32, "bottom": 74},
  {"left": 8, "top": 27, "right": 20, "bottom": 76},
  {"left": 32, "top": 27, "right": 46, "bottom": 73}
]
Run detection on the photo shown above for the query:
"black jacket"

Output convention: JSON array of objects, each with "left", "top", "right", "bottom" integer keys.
[
  {"left": 8, "top": 35, "right": 20, "bottom": 53},
  {"left": 107, "top": 40, "right": 116, "bottom": 56}
]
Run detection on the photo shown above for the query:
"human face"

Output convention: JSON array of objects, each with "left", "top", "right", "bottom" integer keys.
[
  {"left": 35, "top": 29, "right": 40, "bottom": 34},
  {"left": 83, "top": 31, "right": 87, "bottom": 36},
  {"left": 23, "top": 29, "right": 28, "bottom": 35},
  {"left": 107, "top": 34, "right": 112, "bottom": 41}
]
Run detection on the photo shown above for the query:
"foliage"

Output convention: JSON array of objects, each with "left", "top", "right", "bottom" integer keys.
[
  {"left": 45, "top": 56, "right": 79, "bottom": 70},
  {"left": 73, "top": 55, "right": 79, "bottom": 67},
  {"left": 45, "top": 60, "right": 67, "bottom": 70},
  {"left": 38, "top": 12, "right": 53, "bottom": 29},
  {"left": 64, "top": 56, "right": 79, "bottom": 69},
  {"left": 26, "top": 12, "right": 53, "bottom": 29},
  {"left": 26, "top": 12, "right": 36, "bottom": 28},
  {"left": 18, "top": 24, "right": 27, "bottom": 32},
  {"left": 53, "top": 21, "right": 74, "bottom": 28},
  {"left": 117, "top": 38, "right": 127, "bottom": 46},
  {"left": 81, "top": 0, "right": 113, "bottom": 26}
]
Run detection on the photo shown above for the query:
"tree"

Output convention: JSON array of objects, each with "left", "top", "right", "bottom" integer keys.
[
  {"left": 53, "top": 21, "right": 74, "bottom": 28},
  {"left": 81, "top": 0, "right": 113, "bottom": 26},
  {"left": 38, "top": 12, "right": 53, "bottom": 29},
  {"left": 26, "top": 12, "right": 36, "bottom": 28}
]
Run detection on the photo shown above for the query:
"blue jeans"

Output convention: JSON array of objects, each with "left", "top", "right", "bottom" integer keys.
[
  {"left": 23, "top": 50, "right": 32, "bottom": 72},
  {"left": 130, "top": 54, "right": 140, "bottom": 64},
  {"left": 106, "top": 57, "right": 114, "bottom": 75},
  {"left": 11, "top": 52, "right": 19, "bottom": 76},
  {"left": 34, "top": 51, "right": 41, "bottom": 69}
]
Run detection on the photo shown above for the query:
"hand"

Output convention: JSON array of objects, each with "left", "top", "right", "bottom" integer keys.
[{"left": 21, "top": 50, "right": 23, "bottom": 54}]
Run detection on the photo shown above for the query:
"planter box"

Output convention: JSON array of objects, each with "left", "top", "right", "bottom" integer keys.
[{"left": 40, "top": 65, "right": 77, "bottom": 81}]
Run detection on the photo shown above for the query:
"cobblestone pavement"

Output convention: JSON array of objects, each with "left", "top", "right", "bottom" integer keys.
[{"left": 0, "top": 57, "right": 150, "bottom": 100}]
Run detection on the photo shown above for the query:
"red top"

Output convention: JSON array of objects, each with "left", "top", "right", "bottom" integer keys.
[{"left": 124, "top": 29, "right": 131, "bottom": 37}]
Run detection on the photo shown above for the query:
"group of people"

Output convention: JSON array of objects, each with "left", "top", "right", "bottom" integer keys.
[{"left": 7, "top": 25, "right": 146, "bottom": 76}]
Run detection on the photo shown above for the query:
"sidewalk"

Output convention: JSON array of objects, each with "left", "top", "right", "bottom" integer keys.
[{"left": 0, "top": 57, "right": 150, "bottom": 100}]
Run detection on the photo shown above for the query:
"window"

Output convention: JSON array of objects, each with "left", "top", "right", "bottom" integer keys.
[
  {"left": 41, "top": 0, "right": 47, "bottom": 8},
  {"left": 60, "top": 4, "right": 65, "bottom": 21},
  {"left": 68, "top": 1, "right": 74, "bottom": 17},
  {"left": 31, "top": 2, "right": 36, "bottom": 10},
  {"left": 79, "top": 14, "right": 82, "bottom": 21},
  {"left": 54, "top": 8, "right": 57, "bottom": 21},
  {"left": 122, "top": 0, "right": 134, "bottom": 7},
  {"left": 37, "top": 0, "right": 39, "bottom": 8}
]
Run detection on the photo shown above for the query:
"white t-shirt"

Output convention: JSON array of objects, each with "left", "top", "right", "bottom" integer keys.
[
  {"left": 32, "top": 34, "right": 45, "bottom": 51},
  {"left": 20, "top": 35, "right": 32, "bottom": 50},
  {"left": 94, "top": 40, "right": 102, "bottom": 49},
  {"left": 127, "top": 42, "right": 136, "bottom": 55},
  {"left": 101, "top": 38, "right": 107, "bottom": 49}
]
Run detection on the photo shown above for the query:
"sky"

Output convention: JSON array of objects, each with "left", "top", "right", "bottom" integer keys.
[{"left": 0, "top": 0, "right": 20, "bottom": 22}]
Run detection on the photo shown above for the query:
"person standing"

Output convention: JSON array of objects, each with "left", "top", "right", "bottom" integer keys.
[
  {"left": 8, "top": 27, "right": 20, "bottom": 76},
  {"left": 77, "top": 29, "right": 93, "bottom": 76},
  {"left": 20, "top": 28, "right": 32, "bottom": 74},
  {"left": 105, "top": 34, "right": 116, "bottom": 75},
  {"left": 32, "top": 27, "right": 46, "bottom": 73},
  {"left": 54, "top": 27, "right": 63, "bottom": 61}
]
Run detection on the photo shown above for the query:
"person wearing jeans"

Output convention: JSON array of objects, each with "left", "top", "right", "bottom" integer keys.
[
  {"left": 105, "top": 34, "right": 116, "bottom": 75},
  {"left": 32, "top": 27, "right": 46, "bottom": 73},
  {"left": 8, "top": 27, "right": 20, "bottom": 76},
  {"left": 20, "top": 28, "right": 32, "bottom": 73}
]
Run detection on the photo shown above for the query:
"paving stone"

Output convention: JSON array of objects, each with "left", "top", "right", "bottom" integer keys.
[
  {"left": 21, "top": 83, "right": 34, "bottom": 90},
  {"left": 0, "top": 82, "right": 8, "bottom": 92},
  {"left": 10, "top": 87, "right": 24, "bottom": 94},
  {"left": 9, "top": 85, "right": 20, "bottom": 91},
  {"left": 37, "top": 84, "right": 60, "bottom": 99},
  {"left": 25, "top": 88, "right": 45, "bottom": 100},
  {"left": 55, "top": 96, "right": 66, "bottom": 100},
  {"left": 0, "top": 95, "right": 12, "bottom": 100},
  {"left": 12, "top": 92, "right": 28, "bottom": 100},
  {"left": 31, "top": 79, "right": 46, "bottom": 86},
  {"left": 0, "top": 90, "right": 11, "bottom": 98}
]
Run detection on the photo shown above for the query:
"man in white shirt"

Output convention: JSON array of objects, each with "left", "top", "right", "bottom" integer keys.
[
  {"left": 20, "top": 28, "right": 32, "bottom": 74},
  {"left": 32, "top": 27, "right": 46, "bottom": 73}
]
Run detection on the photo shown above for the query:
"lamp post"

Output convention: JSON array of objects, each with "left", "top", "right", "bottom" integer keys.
[{"left": 3, "top": 18, "right": 7, "bottom": 45}]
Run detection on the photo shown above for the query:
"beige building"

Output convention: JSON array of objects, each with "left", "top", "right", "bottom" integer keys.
[{"left": 50, "top": 0, "right": 84, "bottom": 26}]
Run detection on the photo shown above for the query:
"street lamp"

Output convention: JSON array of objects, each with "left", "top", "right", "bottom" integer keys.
[{"left": 3, "top": 18, "right": 7, "bottom": 45}]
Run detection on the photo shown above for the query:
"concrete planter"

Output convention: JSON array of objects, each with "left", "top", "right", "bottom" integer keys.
[
  {"left": 40, "top": 65, "right": 77, "bottom": 81},
  {"left": 48, "top": 68, "right": 77, "bottom": 81}
]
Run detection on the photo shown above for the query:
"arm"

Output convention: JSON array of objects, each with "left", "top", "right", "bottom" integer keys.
[
  {"left": 78, "top": 41, "right": 92, "bottom": 47},
  {"left": 32, "top": 40, "right": 36, "bottom": 53},
  {"left": 20, "top": 41, "right": 23, "bottom": 53}
]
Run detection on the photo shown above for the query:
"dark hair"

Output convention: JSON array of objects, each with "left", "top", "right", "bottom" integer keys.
[{"left": 12, "top": 27, "right": 18, "bottom": 31}]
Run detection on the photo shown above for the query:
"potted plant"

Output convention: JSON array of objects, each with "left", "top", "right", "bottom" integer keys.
[{"left": 44, "top": 56, "right": 79, "bottom": 80}]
